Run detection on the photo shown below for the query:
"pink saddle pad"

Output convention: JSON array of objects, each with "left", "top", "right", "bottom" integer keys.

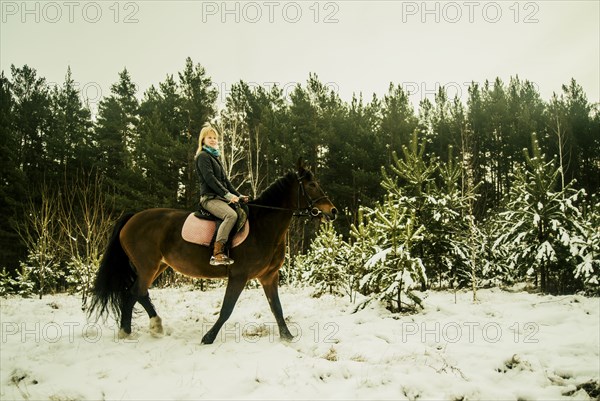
[{"left": 181, "top": 213, "right": 249, "bottom": 248}]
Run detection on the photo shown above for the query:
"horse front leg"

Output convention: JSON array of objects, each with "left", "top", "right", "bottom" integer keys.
[
  {"left": 259, "top": 270, "right": 293, "bottom": 342},
  {"left": 201, "top": 274, "right": 247, "bottom": 344}
]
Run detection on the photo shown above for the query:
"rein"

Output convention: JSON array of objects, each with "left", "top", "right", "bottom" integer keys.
[
  {"left": 247, "top": 173, "right": 331, "bottom": 218},
  {"left": 246, "top": 203, "right": 311, "bottom": 217}
]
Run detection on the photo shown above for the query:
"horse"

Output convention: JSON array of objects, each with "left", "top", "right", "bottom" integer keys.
[{"left": 87, "top": 160, "right": 337, "bottom": 344}]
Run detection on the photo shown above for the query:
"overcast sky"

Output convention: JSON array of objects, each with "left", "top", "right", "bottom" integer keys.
[{"left": 1, "top": 0, "right": 598, "bottom": 113}]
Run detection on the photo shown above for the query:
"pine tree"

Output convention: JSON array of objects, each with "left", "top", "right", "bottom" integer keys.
[
  {"left": 348, "top": 208, "right": 380, "bottom": 302},
  {"left": 467, "top": 79, "right": 510, "bottom": 210},
  {"left": 135, "top": 110, "right": 176, "bottom": 207},
  {"left": 574, "top": 195, "right": 599, "bottom": 293},
  {"left": 93, "top": 68, "right": 147, "bottom": 211},
  {"left": 3, "top": 65, "right": 54, "bottom": 275},
  {"left": 380, "top": 83, "right": 418, "bottom": 164},
  {"left": 373, "top": 131, "right": 478, "bottom": 292},
  {"left": 9, "top": 65, "right": 52, "bottom": 184},
  {"left": 0, "top": 71, "right": 27, "bottom": 271},
  {"left": 506, "top": 76, "right": 545, "bottom": 173},
  {"left": 135, "top": 83, "right": 182, "bottom": 208},
  {"left": 302, "top": 222, "right": 350, "bottom": 297},
  {"left": 287, "top": 74, "right": 330, "bottom": 174},
  {"left": 47, "top": 67, "right": 94, "bottom": 178},
  {"left": 492, "top": 133, "right": 590, "bottom": 293},
  {"left": 546, "top": 79, "right": 599, "bottom": 195},
  {"left": 457, "top": 120, "right": 484, "bottom": 301},
  {"left": 285, "top": 75, "right": 344, "bottom": 255},
  {"left": 322, "top": 93, "right": 387, "bottom": 235},
  {"left": 358, "top": 196, "right": 426, "bottom": 313},
  {"left": 177, "top": 58, "right": 218, "bottom": 208},
  {"left": 427, "top": 87, "right": 458, "bottom": 162}
]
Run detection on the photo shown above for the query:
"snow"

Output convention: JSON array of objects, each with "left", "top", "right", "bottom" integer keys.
[
  {"left": 1, "top": 286, "right": 598, "bottom": 400},
  {"left": 366, "top": 247, "right": 392, "bottom": 267}
]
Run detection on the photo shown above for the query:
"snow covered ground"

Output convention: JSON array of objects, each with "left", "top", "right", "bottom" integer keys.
[{"left": 1, "top": 285, "right": 598, "bottom": 400}]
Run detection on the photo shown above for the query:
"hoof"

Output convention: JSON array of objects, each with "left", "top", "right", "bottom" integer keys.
[
  {"left": 201, "top": 333, "right": 215, "bottom": 345},
  {"left": 118, "top": 328, "right": 131, "bottom": 339},
  {"left": 280, "top": 333, "right": 294, "bottom": 342},
  {"left": 149, "top": 316, "right": 164, "bottom": 337},
  {"left": 280, "top": 327, "right": 294, "bottom": 342}
]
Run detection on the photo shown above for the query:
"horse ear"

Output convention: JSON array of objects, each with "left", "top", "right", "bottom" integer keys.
[{"left": 296, "top": 158, "right": 306, "bottom": 173}]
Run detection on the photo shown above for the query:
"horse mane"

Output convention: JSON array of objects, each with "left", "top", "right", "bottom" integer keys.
[{"left": 252, "top": 171, "right": 296, "bottom": 207}]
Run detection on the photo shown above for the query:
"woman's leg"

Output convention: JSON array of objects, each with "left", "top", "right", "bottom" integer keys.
[{"left": 202, "top": 199, "right": 238, "bottom": 244}]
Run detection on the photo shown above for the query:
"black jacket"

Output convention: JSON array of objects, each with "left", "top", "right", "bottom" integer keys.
[{"left": 195, "top": 151, "right": 240, "bottom": 200}]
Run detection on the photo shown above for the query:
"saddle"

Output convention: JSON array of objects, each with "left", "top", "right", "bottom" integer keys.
[{"left": 181, "top": 204, "right": 249, "bottom": 248}]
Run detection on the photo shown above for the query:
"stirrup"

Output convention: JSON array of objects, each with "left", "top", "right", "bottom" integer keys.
[{"left": 210, "top": 255, "right": 234, "bottom": 266}]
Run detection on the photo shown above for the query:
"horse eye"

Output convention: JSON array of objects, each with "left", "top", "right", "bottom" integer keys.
[{"left": 307, "top": 182, "right": 317, "bottom": 188}]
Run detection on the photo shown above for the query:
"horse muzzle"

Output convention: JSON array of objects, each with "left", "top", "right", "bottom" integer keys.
[{"left": 312, "top": 207, "right": 338, "bottom": 222}]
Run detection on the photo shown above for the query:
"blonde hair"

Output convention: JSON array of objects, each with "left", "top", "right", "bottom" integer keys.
[{"left": 196, "top": 123, "right": 219, "bottom": 156}]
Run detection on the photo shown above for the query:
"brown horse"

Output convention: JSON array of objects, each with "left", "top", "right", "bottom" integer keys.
[{"left": 88, "top": 161, "right": 337, "bottom": 344}]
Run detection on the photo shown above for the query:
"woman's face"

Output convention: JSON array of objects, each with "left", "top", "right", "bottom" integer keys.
[{"left": 204, "top": 130, "right": 219, "bottom": 148}]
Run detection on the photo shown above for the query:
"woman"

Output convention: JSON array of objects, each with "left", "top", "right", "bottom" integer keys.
[{"left": 195, "top": 123, "right": 247, "bottom": 266}]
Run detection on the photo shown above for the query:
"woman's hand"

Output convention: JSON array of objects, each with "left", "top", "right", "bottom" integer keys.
[{"left": 225, "top": 193, "right": 250, "bottom": 203}]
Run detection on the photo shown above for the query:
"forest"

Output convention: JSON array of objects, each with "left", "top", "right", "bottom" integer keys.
[{"left": 1, "top": 57, "right": 598, "bottom": 306}]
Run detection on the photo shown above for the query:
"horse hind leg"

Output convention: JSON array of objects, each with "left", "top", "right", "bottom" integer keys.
[
  {"left": 119, "top": 287, "right": 164, "bottom": 339},
  {"left": 140, "top": 262, "right": 169, "bottom": 337},
  {"left": 138, "top": 292, "right": 164, "bottom": 337},
  {"left": 119, "top": 289, "right": 137, "bottom": 339},
  {"left": 119, "top": 262, "right": 166, "bottom": 339}
]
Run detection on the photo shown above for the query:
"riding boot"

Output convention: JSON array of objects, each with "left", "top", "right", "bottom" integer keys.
[{"left": 210, "top": 241, "right": 234, "bottom": 266}]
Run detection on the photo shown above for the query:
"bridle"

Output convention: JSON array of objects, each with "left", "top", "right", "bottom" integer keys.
[
  {"left": 247, "top": 172, "right": 332, "bottom": 218},
  {"left": 294, "top": 172, "right": 331, "bottom": 217}
]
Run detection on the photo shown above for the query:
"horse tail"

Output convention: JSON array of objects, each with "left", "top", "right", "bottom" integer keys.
[{"left": 88, "top": 213, "right": 136, "bottom": 322}]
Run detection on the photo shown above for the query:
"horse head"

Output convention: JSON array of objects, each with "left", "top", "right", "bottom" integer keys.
[{"left": 296, "top": 159, "right": 338, "bottom": 221}]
